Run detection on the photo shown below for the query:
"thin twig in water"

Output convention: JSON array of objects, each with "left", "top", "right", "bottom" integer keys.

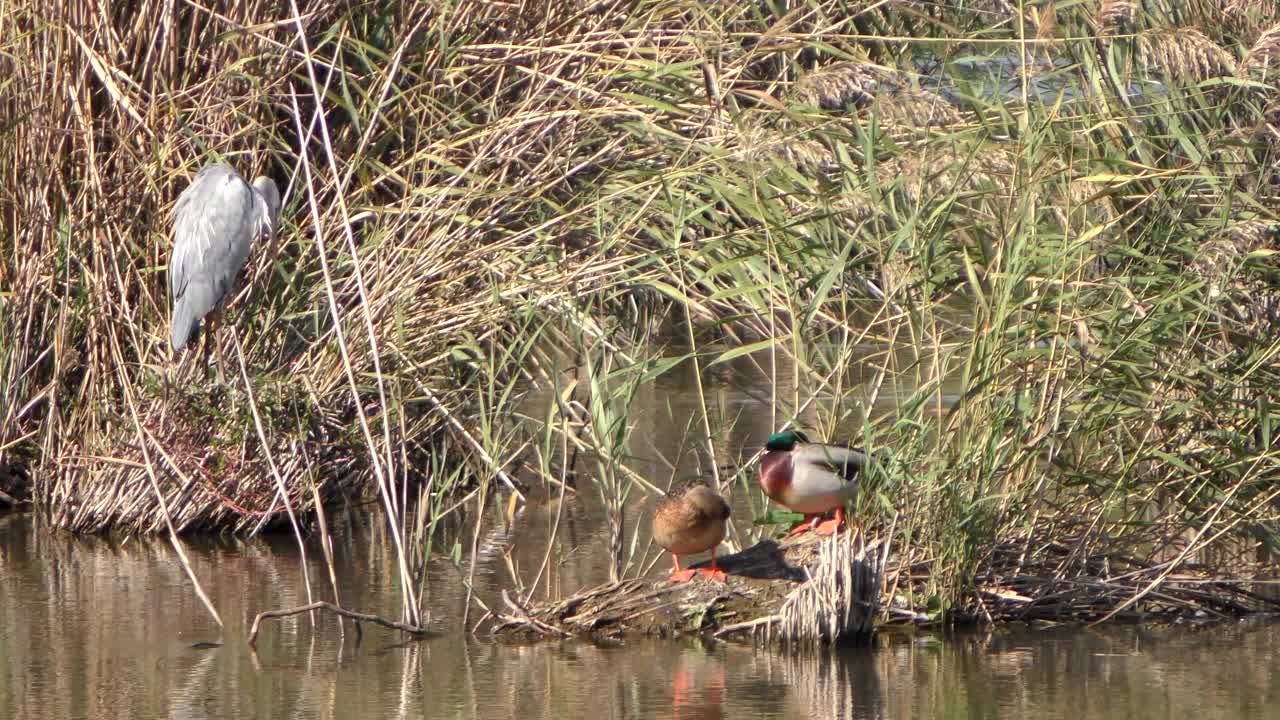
[{"left": 247, "top": 601, "right": 434, "bottom": 647}]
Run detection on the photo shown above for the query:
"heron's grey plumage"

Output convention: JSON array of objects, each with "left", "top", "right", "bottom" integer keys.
[
  {"left": 251, "top": 176, "right": 282, "bottom": 238},
  {"left": 169, "top": 162, "right": 281, "bottom": 352}
]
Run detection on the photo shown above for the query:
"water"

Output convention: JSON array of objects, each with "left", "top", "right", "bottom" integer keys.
[{"left": 3, "top": 508, "right": 1279, "bottom": 719}]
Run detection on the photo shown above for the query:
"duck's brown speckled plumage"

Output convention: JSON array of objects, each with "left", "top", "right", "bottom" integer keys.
[{"left": 653, "top": 485, "right": 730, "bottom": 556}]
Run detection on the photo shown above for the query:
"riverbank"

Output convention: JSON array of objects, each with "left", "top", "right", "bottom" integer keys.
[{"left": 492, "top": 528, "right": 1278, "bottom": 645}]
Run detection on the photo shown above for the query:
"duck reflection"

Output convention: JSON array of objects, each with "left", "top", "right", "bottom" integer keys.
[{"left": 669, "top": 647, "right": 727, "bottom": 720}]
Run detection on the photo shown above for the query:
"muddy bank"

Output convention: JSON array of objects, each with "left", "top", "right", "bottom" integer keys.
[
  {"left": 493, "top": 532, "right": 885, "bottom": 644},
  {"left": 490, "top": 528, "right": 1280, "bottom": 644}
]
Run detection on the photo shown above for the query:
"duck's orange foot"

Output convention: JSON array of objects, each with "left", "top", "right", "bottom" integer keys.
[
  {"left": 669, "top": 569, "right": 698, "bottom": 583},
  {"left": 813, "top": 517, "right": 844, "bottom": 536},
  {"left": 697, "top": 567, "right": 728, "bottom": 582},
  {"left": 786, "top": 514, "right": 821, "bottom": 537}
]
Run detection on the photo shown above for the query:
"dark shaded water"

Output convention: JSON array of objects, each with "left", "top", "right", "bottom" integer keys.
[{"left": 2, "top": 510, "right": 1279, "bottom": 719}]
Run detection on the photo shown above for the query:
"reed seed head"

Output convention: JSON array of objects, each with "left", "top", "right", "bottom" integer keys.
[
  {"left": 790, "top": 61, "right": 883, "bottom": 109},
  {"left": 1243, "top": 24, "right": 1280, "bottom": 74},
  {"left": 1137, "top": 28, "right": 1237, "bottom": 83}
]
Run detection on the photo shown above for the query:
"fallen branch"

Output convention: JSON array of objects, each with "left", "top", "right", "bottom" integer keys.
[{"left": 247, "top": 601, "right": 434, "bottom": 648}]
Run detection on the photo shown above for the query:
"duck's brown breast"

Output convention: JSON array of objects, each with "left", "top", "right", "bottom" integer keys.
[{"left": 759, "top": 451, "right": 792, "bottom": 502}]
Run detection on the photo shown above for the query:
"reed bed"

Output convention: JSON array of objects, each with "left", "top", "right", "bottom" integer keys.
[{"left": 1, "top": 0, "right": 1279, "bottom": 632}]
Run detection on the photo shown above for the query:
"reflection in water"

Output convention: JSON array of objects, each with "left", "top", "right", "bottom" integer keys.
[{"left": 2, "top": 513, "right": 1279, "bottom": 719}]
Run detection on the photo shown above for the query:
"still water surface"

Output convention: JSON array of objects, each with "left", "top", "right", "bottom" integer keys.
[{"left": 2, "top": 510, "right": 1278, "bottom": 719}]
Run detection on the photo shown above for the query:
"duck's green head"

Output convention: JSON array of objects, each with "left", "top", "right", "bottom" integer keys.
[{"left": 765, "top": 430, "right": 809, "bottom": 452}]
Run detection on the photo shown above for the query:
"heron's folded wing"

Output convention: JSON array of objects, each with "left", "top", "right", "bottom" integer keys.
[{"left": 170, "top": 166, "right": 256, "bottom": 310}]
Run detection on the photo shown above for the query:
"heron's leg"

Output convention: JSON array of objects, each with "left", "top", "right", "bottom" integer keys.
[
  {"left": 164, "top": 344, "right": 175, "bottom": 403},
  {"left": 197, "top": 317, "right": 213, "bottom": 384},
  {"left": 215, "top": 338, "right": 227, "bottom": 386},
  {"left": 210, "top": 310, "right": 227, "bottom": 386}
]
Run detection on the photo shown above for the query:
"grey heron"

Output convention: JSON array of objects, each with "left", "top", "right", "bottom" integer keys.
[{"left": 169, "top": 162, "right": 281, "bottom": 381}]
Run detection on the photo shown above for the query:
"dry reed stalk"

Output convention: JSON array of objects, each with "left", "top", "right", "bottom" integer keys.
[
  {"left": 120, "top": 368, "right": 224, "bottom": 627},
  {"left": 233, "top": 328, "right": 316, "bottom": 614},
  {"left": 776, "top": 534, "right": 881, "bottom": 644},
  {"left": 284, "top": 0, "right": 419, "bottom": 625},
  {"left": 1136, "top": 28, "right": 1238, "bottom": 83}
]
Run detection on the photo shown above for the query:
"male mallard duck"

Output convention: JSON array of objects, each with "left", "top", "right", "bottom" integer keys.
[
  {"left": 652, "top": 483, "right": 731, "bottom": 583},
  {"left": 758, "top": 430, "right": 868, "bottom": 536}
]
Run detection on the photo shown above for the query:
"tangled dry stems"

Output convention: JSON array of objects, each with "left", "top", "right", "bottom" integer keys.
[
  {"left": 1097, "top": 0, "right": 1138, "bottom": 32},
  {"left": 776, "top": 534, "right": 881, "bottom": 645}
]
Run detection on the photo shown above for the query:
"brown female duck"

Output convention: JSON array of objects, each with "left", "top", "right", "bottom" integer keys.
[{"left": 652, "top": 484, "right": 731, "bottom": 583}]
